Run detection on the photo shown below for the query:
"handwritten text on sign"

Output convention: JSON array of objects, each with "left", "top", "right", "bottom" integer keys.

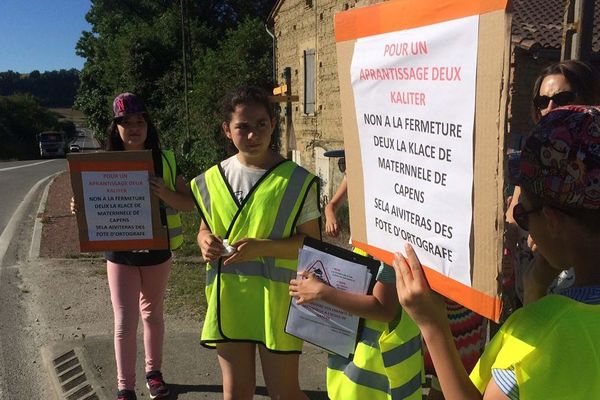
[
  {"left": 81, "top": 171, "right": 153, "bottom": 241},
  {"left": 350, "top": 16, "right": 478, "bottom": 285}
]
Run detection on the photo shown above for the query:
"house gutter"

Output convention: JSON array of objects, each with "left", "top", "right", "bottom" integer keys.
[{"left": 265, "top": 25, "right": 276, "bottom": 83}]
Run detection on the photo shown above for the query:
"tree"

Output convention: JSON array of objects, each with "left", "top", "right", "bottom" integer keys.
[
  {"left": 185, "top": 17, "right": 274, "bottom": 172},
  {"left": 0, "top": 95, "right": 70, "bottom": 159},
  {"left": 75, "top": 0, "right": 277, "bottom": 177}
]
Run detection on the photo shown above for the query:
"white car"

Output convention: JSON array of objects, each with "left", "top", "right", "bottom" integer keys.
[{"left": 69, "top": 144, "right": 81, "bottom": 152}]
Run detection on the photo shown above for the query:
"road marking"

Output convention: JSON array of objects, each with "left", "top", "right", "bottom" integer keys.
[
  {"left": 0, "top": 160, "right": 55, "bottom": 172},
  {"left": 0, "top": 175, "right": 54, "bottom": 267},
  {"left": 29, "top": 172, "right": 62, "bottom": 260}
]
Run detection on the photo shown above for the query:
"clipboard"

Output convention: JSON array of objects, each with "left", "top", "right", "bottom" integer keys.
[
  {"left": 285, "top": 237, "right": 381, "bottom": 357},
  {"left": 303, "top": 236, "right": 380, "bottom": 293}
]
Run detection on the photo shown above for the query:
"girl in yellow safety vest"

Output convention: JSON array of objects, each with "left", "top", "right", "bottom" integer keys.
[
  {"left": 392, "top": 105, "right": 600, "bottom": 400},
  {"left": 72, "top": 92, "right": 195, "bottom": 400},
  {"left": 290, "top": 151, "right": 424, "bottom": 400},
  {"left": 193, "top": 86, "right": 321, "bottom": 400}
]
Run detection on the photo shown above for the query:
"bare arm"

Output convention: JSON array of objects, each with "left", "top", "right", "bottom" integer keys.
[
  {"left": 393, "top": 244, "right": 484, "bottom": 400},
  {"left": 150, "top": 175, "right": 196, "bottom": 212},
  {"left": 223, "top": 218, "right": 321, "bottom": 265},
  {"left": 289, "top": 274, "right": 399, "bottom": 322},
  {"left": 324, "top": 176, "right": 348, "bottom": 237}
]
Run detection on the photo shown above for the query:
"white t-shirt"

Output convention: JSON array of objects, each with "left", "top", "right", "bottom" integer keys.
[{"left": 220, "top": 155, "right": 320, "bottom": 226}]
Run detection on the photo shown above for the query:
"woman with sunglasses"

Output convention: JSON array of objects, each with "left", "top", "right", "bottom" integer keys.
[
  {"left": 530, "top": 60, "right": 600, "bottom": 123},
  {"left": 506, "top": 60, "right": 600, "bottom": 306},
  {"left": 393, "top": 105, "right": 600, "bottom": 400}
]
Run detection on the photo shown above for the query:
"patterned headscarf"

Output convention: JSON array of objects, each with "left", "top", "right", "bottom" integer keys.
[{"left": 515, "top": 105, "right": 600, "bottom": 209}]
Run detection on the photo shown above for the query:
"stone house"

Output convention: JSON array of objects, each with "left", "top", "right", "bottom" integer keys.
[{"left": 267, "top": 0, "right": 600, "bottom": 202}]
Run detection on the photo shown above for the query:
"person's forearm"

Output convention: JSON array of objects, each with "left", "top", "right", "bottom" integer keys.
[
  {"left": 320, "top": 287, "right": 395, "bottom": 322},
  {"left": 159, "top": 190, "right": 196, "bottom": 212},
  {"left": 252, "top": 234, "right": 307, "bottom": 259},
  {"left": 420, "top": 324, "right": 483, "bottom": 400}
]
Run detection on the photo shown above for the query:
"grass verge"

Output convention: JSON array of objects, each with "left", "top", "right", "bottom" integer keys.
[{"left": 165, "top": 259, "right": 206, "bottom": 320}]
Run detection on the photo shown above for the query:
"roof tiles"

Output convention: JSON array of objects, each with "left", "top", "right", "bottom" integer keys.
[{"left": 512, "top": 0, "right": 600, "bottom": 53}]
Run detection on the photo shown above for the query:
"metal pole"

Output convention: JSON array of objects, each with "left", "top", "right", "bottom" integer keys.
[{"left": 561, "top": 0, "right": 595, "bottom": 61}]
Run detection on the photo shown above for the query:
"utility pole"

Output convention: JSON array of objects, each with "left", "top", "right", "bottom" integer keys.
[{"left": 561, "top": 0, "right": 595, "bottom": 61}]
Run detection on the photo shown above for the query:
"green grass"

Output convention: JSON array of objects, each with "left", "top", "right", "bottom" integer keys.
[
  {"left": 162, "top": 211, "right": 206, "bottom": 318},
  {"left": 165, "top": 259, "right": 206, "bottom": 319},
  {"left": 177, "top": 211, "right": 202, "bottom": 257}
]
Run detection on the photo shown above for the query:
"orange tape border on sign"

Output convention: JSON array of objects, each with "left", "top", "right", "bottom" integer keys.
[
  {"left": 335, "top": 0, "right": 507, "bottom": 42},
  {"left": 70, "top": 158, "right": 167, "bottom": 251},
  {"left": 353, "top": 240, "right": 501, "bottom": 321},
  {"left": 69, "top": 161, "right": 153, "bottom": 172},
  {"left": 80, "top": 239, "right": 167, "bottom": 252}
]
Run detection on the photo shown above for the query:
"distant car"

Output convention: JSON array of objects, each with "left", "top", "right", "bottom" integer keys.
[{"left": 69, "top": 144, "right": 81, "bottom": 152}]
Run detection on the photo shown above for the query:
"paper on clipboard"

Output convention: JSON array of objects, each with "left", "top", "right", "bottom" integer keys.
[{"left": 285, "top": 243, "right": 375, "bottom": 357}]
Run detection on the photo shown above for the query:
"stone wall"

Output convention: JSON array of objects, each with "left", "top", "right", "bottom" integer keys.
[{"left": 272, "top": 0, "right": 384, "bottom": 200}]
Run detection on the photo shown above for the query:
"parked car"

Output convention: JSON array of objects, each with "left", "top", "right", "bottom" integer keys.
[{"left": 69, "top": 144, "right": 81, "bottom": 152}]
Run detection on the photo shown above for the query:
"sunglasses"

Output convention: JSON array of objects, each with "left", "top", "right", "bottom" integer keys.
[
  {"left": 338, "top": 157, "right": 346, "bottom": 173},
  {"left": 512, "top": 203, "right": 543, "bottom": 230},
  {"left": 533, "top": 91, "right": 577, "bottom": 110}
]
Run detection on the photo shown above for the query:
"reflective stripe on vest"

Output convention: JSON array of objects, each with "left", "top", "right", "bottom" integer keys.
[
  {"left": 161, "top": 150, "right": 183, "bottom": 250},
  {"left": 206, "top": 259, "right": 296, "bottom": 286},
  {"left": 191, "top": 160, "right": 318, "bottom": 352},
  {"left": 327, "top": 317, "right": 423, "bottom": 399}
]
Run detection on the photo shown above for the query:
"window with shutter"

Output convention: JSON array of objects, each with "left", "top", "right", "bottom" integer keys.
[{"left": 304, "top": 49, "right": 315, "bottom": 114}]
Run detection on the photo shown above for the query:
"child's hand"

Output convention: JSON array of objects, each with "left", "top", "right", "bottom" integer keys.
[
  {"left": 198, "top": 233, "right": 225, "bottom": 261},
  {"left": 149, "top": 176, "right": 170, "bottom": 199},
  {"left": 392, "top": 243, "right": 446, "bottom": 330},
  {"left": 289, "top": 271, "right": 327, "bottom": 304},
  {"left": 222, "top": 238, "right": 264, "bottom": 265},
  {"left": 324, "top": 204, "right": 340, "bottom": 237}
]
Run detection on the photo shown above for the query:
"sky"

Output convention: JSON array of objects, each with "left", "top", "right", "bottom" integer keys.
[{"left": 0, "top": 0, "right": 92, "bottom": 73}]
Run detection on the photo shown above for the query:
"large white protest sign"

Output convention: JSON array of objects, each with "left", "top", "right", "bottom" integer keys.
[
  {"left": 335, "top": 0, "right": 509, "bottom": 321},
  {"left": 350, "top": 16, "right": 478, "bottom": 285}
]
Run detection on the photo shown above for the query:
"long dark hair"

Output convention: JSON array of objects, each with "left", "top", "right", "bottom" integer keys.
[
  {"left": 220, "top": 85, "right": 278, "bottom": 154},
  {"left": 531, "top": 60, "right": 600, "bottom": 122},
  {"left": 105, "top": 113, "right": 161, "bottom": 152}
]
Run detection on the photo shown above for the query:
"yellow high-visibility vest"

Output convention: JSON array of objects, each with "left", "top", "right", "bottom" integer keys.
[
  {"left": 470, "top": 295, "right": 600, "bottom": 399},
  {"left": 327, "top": 312, "right": 423, "bottom": 399},
  {"left": 191, "top": 160, "right": 319, "bottom": 352},
  {"left": 161, "top": 150, "right": 183, "bottom": 250}
]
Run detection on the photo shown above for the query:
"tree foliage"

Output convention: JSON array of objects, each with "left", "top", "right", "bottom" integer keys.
[
  {"left": 75, "top": 0, "right": 277, "bottom": 177},
  {"left": 0, "top": 95, "right": 75, "bottom": 159},
  {"left": 0, "top": 69, "right": 80, "bottom": 107}
]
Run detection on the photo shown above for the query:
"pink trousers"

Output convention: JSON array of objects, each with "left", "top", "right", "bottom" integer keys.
[{"left": 107, "top": 259, "right": 171, "bottom": 390}]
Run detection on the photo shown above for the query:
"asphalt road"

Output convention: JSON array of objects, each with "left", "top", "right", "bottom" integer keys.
[
  {"left": 0, "top": 159, "right": 68, "bottom": 399},
  {"left": 0, "top": 159, "right": 66, "bottom": 235},
  {"left": 70, "top": 128, "right": 101, "bottom": 151}
]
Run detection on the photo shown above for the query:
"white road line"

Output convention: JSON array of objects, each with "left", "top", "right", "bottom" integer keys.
[
  {"left": 29, "top": 172, "right": 62, "bottom": 260},
  {"left": 0, "top": 160, "right": 55, "bottom": 172},
  {"left": 0, "top": 175, "right": 54, "bottom": 267}
]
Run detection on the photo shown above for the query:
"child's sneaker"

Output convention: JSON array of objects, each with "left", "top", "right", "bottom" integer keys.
[
  {"left": 117, "top": 389, "right": 137, "bottom": 400},
  {"left": 145, "top": 370, "right": 170, "bottom": 399}
]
